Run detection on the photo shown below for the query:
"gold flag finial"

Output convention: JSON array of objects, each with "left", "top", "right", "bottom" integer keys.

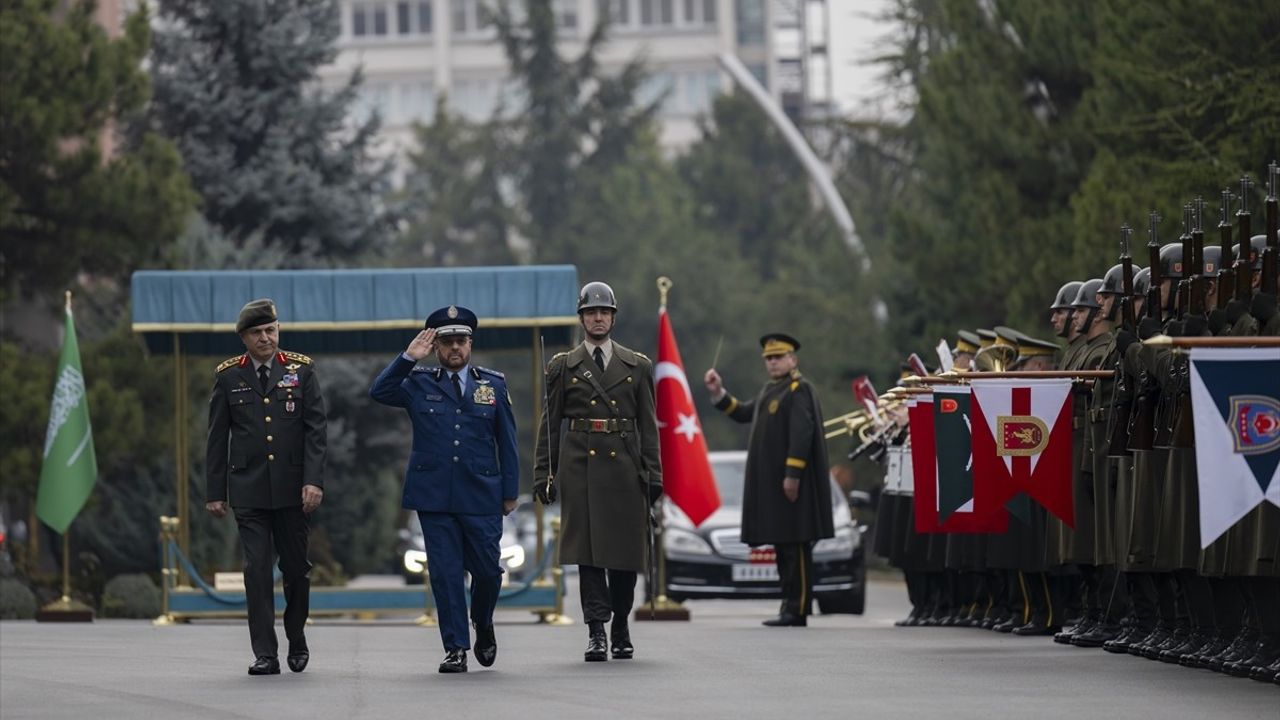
[{"left": 657, "top": 276, "right": 672, "bottom": 308}]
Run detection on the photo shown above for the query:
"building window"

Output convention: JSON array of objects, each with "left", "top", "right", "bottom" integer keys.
[
  {"left": 373, "top": 3, "right": 388, "bottom": 34},
  {"left": 736, "top": 0, "right": 764, "bottom": 44},
  {"left": 639, "top": 0, "right": 674, "bottom": 26},
  {"left": 553, "top": 0, "right": 577, "bottom": 29},
  {"left": 352, "top": 2, "right": 368, "bottom": 36},
  {"left": 597, "top": 0, "right": 628, "bottom": 25},
  {"left": 397, "top": 1, "right": 411, "bottom": 34},
  {"left": 418, "top": 1, "right": 432, "bottom": 32}
]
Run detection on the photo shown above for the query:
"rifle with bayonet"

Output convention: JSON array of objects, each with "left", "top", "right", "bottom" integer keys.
[
  {"left": 1263, "top": 162, "right": 1278, "bottom": 297},
  {"left": 1236, "top": 175, "right": 1254, "bottom": 302},
  {"left": 1217, "top": 188, "right": 1236, "bottom": 307},
  {"left": 1108, "top": 224, "right": 1137, "bottom": 455},
  {"left": 1171, "top": 201, "right": 1205, "bottom": 448},
  {"left": 1189, "top": 197, "right": 1207, "bottom": 316},
  {"left": 1128, "top": 211, "right": 1164, "bottom": 451}
]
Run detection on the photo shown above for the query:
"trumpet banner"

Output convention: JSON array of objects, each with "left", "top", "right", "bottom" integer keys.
[
  {"left": 908, "top": 394, "right": 1008, "bottom": 534},
  {"left": 1189, "top": 348, "right": 1280, "bottom": 548},
  {"left": 969, "top": 378, "right": 1074, "bottom": 527}
]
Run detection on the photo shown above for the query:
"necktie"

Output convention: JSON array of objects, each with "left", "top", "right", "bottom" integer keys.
[
  {"left": 258, "top": 364, "right": 270, "bottom": 394},
  {"left": 451, "top": 372, "right": 464, "bottom": 403},
  {"left": 593, "top": 346, "right": 605, "bottom": 372}
]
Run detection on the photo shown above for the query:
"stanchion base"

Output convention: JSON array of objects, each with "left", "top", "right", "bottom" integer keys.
[
  {"left": 36, "top": 597, "right": 94, "bottom": 623},
  {"left": 413, "top": 613, "right": 438, "bottom": 627},
  {"left": 152, "top": 614, "right": 176, "bottom": 627},
  {"left": 633, "top": 597, "right": 690, "bottom": 622},
  {"left": 537, "top": 611, "right": 574, "bottom": 625}
]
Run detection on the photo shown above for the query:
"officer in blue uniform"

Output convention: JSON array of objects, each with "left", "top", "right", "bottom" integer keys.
[{"left": 369, "top": 305, "right": 519, "bottom": 673}]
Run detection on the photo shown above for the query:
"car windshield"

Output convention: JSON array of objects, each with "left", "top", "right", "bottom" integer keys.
[{"left": 710, "top": 457, "right": 746, "bottom": 507}]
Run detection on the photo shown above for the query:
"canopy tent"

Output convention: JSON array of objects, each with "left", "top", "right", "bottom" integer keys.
[
  {"left": 131, "top": 266, "right": 581, "bottom": 355},
  {"left": 130, "top": 266, "right": 580, "bottom": 582}
]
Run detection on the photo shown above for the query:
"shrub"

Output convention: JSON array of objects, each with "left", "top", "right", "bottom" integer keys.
[
  {"left": 0, "top": 578, "right": 37, "bottom": 619},
  {"left": 100, "top": 573, "right": 160, "bottom": 618}
]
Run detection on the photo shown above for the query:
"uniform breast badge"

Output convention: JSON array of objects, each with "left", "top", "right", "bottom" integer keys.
[
  {"left": 278, "top": 373, "right": 300, "bottom": 388},
  {"left": 473, "top": 383, "right": 497, "bottom": 405},
  {"left": 768, "top": 399, "right": 780, "bottom": 414},
  {"left": 286, "top": 401, "right": 296, "bottom": 413}
]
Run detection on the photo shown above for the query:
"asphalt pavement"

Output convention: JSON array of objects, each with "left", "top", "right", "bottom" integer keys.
[{"left": 1, "top": 577, "right": 1274, "bottom": 719}]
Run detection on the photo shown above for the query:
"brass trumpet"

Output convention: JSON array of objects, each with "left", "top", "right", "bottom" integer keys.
[
  {"left": 974, "top": 343, "right": 1018, "bottom": 373},
  {"left": 823, "top": 398, "right": 903, "bottom": 440}
]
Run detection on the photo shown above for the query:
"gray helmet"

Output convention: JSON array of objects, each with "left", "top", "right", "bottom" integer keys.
[
  {"left": 1246, "top": 234, "right": 1267, "bottom": 269},
  {"left": 1099, "top": 263, "right": 1127, "bottom": 295},
  {"left": 1159, "top": 243, "right": 1184, "bottom": 280},
  {"left": 1201, "top": 246, "right": 1222, "bottom": 278},
  {"left": 1051, "top": 281, "right": 1084, "bottom": 310},
  {"left": 577, "top": 281, "right": 617, "bottom": 313},
  {"left": 1071, "top": 278, "right": 1104, "bottom": 309},
  {"left": 1133, "top": 267, "right": 1152, "bottom": 297}
]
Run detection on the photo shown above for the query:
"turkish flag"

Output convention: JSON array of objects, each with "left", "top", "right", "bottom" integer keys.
[
  {"left": 656, "top": 308, "right": 721, "bottom": 526},
  {"left": 970, "top": 379, "right": 1075, "bottom": 527}
]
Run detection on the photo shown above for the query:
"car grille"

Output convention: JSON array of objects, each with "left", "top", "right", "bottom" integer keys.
[{"left": 709, "top": 528, "right": 753, "bottom": 560}]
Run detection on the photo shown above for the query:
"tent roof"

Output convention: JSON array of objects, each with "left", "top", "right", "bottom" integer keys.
[{"left": 131, "top": 266, "right": 580, "bottom": 355}]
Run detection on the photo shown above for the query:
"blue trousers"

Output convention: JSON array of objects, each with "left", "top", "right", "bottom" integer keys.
[{"left": 418, "top": 511, "right": 503, "bottom": 651}]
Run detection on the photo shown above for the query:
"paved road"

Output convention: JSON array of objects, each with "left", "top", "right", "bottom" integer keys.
[{"left": 1, "top": 578, "right": 1274, "bottom": 719}]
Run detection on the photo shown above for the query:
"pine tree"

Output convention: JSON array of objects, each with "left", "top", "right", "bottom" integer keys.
[
  {"left": 0, "top": 0, "right": 194, "bottom": 302},
  {"left": 149, "top": 0, "right": 393, "bottom": 262}
]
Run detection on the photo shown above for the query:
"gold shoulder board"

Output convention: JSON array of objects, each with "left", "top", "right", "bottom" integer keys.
[
  {"left": 216, "top": 355, "right": 242, "bottom": 373},
  {"left": 282, "top": 350, "right": 313, "bottom": 365}
]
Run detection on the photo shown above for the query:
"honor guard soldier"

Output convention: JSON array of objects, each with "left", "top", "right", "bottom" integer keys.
[
  {"left": 534, "top": 282, "right": 663, "bottom": 662},
  {"left": 704, "top": 333, "right": 834, "bottom": 626},
  {"left": 206, "top": 299, "right": 328, "bottom": 676},
  {"left": 370, "top": 305, "right": 519, "bottom": 673}
]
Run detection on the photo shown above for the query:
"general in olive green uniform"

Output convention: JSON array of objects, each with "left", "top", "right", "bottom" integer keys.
[
  {"left": 206, "top": 299, "right": 328, "bottom": 676},
  {"left": 708, "top": 333, "right": 834, "bottom": 626}
]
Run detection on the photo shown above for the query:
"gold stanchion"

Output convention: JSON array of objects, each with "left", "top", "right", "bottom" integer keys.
[
  {"left": 537, "top": 517, "right": 572, "bottom": 625},
  {"left": 152, "top": 516, "right": 177, "bottom": 626}
]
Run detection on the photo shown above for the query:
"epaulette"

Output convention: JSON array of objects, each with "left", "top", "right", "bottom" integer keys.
[
  {"left": 281, "top": 350, "right": 313, "bottom": 365},
  {"left": 633, "top": 351, "right": 651, "bottom": 363},
  {"left": 546, "top": 351, "right": 568, "bottom": 374},
  {"left": 216, "top": 355, "right": 245, "bottom": 373},
  {"left": 790, "top": 369, "right": 802, "bottom": 392},
  {"left": 410, "top": 365, "right": 434, "bottom": 373},
  {"left": 476, "top": 366, "right": 505, "bottom": 380}
]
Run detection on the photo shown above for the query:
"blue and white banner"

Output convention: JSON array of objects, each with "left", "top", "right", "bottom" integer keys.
[{"left": 1189, "top": 347, "right": 1280, "bottom": 548}]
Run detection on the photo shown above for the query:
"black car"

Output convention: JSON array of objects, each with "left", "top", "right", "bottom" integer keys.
[{"left": 662, "top": 450, "right": 867, "bottom": 614}]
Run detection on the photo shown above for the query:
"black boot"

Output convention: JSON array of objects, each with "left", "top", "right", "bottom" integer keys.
[
  {"left": 584, "top": 622, "right": 608, "bottom": 662},
  {"left": 438, "top": 648, "right": 467, "bottom": 674}
]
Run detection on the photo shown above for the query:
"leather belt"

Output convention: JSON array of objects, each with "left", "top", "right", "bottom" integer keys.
[{"left": 568, "top": 418, "right": 635, "bottom": 433}]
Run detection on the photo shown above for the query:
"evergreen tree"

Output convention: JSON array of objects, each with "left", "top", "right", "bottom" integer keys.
[
  {"left": 149, "top": 0, "right": 393, "bottom": 262},
  {"left": 0, "top": 0, "right": 194, "bottom": 302}
]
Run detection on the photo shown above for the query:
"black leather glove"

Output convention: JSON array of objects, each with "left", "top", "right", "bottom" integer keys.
[
  {"left": 1226, "top": 298, "right": 1249, "bottom": 325},
  {"left": 648, "top": 483, "right": 664, "bottom": 506},
  {"left": 1250, "top": 292, "right": 1278, "bottom": 325},
  {"left": 1137, "top": 316, "right": 1162, "bottom": 341},
  {"left": 1165, "top": 320, "right": 1184, "bottom": 338},
  {"left": 533, "top": 480, "right": 557, "bottom": 505},
  {"left": 1115, "top": 328, "right": 1139, "bottom": 356},
  {"left": 1182, "top": 314, "right": 1207, "bottom": 338}
]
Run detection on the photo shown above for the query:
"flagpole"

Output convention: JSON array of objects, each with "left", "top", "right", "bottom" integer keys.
[
  {"left": 35, "top": 292, "right": 94, "bottom": 622},
  {"left": 637, "top": 277, "right": 691, "bottom": 622}
]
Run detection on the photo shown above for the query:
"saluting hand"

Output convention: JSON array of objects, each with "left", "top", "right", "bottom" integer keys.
[{"left": 406, "top": 329, "right": 437, "bottom": 361}]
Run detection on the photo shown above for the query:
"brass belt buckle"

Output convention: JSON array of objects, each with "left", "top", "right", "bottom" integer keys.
[{"left": 589, "top": 419, "right": 609, "bottom": 432}]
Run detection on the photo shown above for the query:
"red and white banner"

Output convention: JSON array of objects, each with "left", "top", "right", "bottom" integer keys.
[
  {"left": 969, "top": 378, "right": 1074, "bottom": 527},
  {"left": 851, "top": 375, "right": 879, "bottom": 422},
  {"left": 655, "top": 308, "right": 721, "bottom": 526}
]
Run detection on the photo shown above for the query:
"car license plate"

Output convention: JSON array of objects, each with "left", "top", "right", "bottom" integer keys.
[{"left": 732, "top": 563, "right": 779, "bottom": 582}]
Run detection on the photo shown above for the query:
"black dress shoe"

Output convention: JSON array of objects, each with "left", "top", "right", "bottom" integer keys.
[
  {"left": 584, "top": 628, "right": 608, "bottom": 662},
  {"left": 1012, "top": 620, "right": 1060, "bottom": 637},
  {"left": 762, "top": 612, "right": 807, "bottom": 627},
  {"left": 439, "top": 648, "right": 467, "bottom": 673},
  {"left": 894, "top": 609, "right": 922, "bottom": 627},
  {"left": 248, "top": 656, "right": 280, "bottom": 676},
  {"left": 474, "top": 623, "right": 497, "bottom": 667},
  {"left": 610, "top": 620, "right": 634, "bottom": 660},
  {"left": 286, "top": 650, "right": 309, "bottom": 673},
  {"left": 1071, "top": 622, "right": 1121, "bottom": 648}
]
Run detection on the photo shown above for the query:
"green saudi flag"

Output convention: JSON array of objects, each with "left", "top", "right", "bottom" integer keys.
[{"left": 36, "top": 300, "right": 97, "bottom": 534}]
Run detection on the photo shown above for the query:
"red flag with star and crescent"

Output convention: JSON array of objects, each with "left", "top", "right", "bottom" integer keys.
[{"left": 656, "top": 307, "right": 721, "bottom": 526}]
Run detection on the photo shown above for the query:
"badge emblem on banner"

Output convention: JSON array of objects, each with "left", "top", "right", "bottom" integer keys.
[
  {"left": 1230, "top": 395, "right": 1280, "bottom": 455},
  {"left": 996, "top": 415, "right": 1049, "bottom": 456}
]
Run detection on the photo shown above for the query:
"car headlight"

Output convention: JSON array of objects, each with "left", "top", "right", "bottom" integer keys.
[
  {"left": 500, "top": 544, "right": 525, "bottom": 570},
  {"left": 813, "top": 527, "right": 855, "bottom": 556},
  {"left": 403, "top": 549, "right": 428, "bottom": 574},
  {"left": 663, "top": 527, "right": 712, "bottom": 556}
]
